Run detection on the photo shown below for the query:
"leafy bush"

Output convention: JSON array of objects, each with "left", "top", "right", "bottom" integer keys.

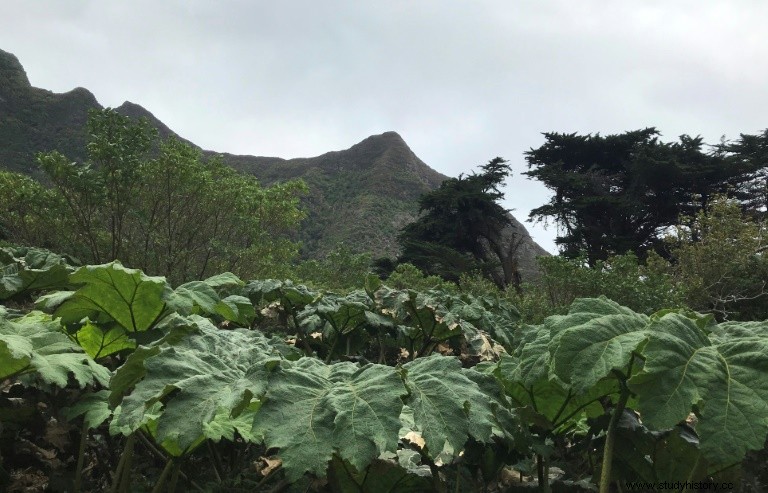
[
  {"left": 512, "top": 252, "right": 682, "bottom": 324},
  {"left": 0, "top": 170, "right": 66, "bottom": 247},
  {"left": 666, "top": 197, "right": 768, "bottom": 320},
  {"left": 295, "top": 244, "right": 373, "bottom": 291},
  {"left": 384, "top": 262, "right": 458, "bottom": 293},
  {"left": 6, "top": 109, "right": 307, "bottom": 284}
]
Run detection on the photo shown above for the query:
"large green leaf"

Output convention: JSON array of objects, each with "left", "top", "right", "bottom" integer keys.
[
  {"left": 35, "top": 290, "right": 76, "bottom": 312},
  {"left": 0, "top": 311, "right": 109, "bottom": 387},
  {"left": 244, "top": 279, "right": 317, "bottom": 309},
  {"left": 374, "top": 287, "right": 464, "bottom": 346},
  {"left": 199, "top": 272, "right": 244, "bottom": 293},
  {"left": 0, "top": 247, "right": 74, "bottom": 300},
  {"left": 495, "top": 320, "right": 616, "bottom": 433},
  {"left": 310, "top": 291, "right": 372, "bottom": 335},
  {"left": 296, "top": 291, "right": 378, "bottom": 359},
  {"left": 630, "top": 312, "right": 768, "bottom": 462},
  {"left": 497, "top": 353, "right": 611, "bottom": 431},
  {"left": 72, "top": 321, "right": 135, "bottom": 359},
  {"left": 429, "top": 292, "right": 520, "bottom": 352},
  {"left": 165, "top": 280, "right": 219, "bottom": 315},
  {"left": 166, "top": 273, "right": 254, "bottom": 326},
  {"left": 549, "top": 297, "right": 649, "bottom": 393},
  {"left": 110, "top": 317, "right": 280, "bottom": 453},
  {"left": 402, "top": 355, "right": 498, "bottom": 457},
  {"left": 214, "top": 295, "right": 256, "bottom": 326},
  {"left": 63, "top": 390, "right": 113, "bottom": 429},
  {"left": 255, "top": 358, "right": 406, "bottom": 480},
  {"left": 55, "top": 262, "right": 168, "bottom": 332},
  {"left": 712, "top": 319, "right": 768, "bottom": 340},
  {"left": 507, "top": 324, "right": 551, "bottom": 387},
  {"left": 204, "top": 399, "right": 262, "bottom": 443}
]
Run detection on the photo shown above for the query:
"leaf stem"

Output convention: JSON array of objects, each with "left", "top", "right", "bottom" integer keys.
[
  {"left": 325, "top": 332, "right": 340, "bottom": 363},
  {"left": 135, "top": 431, "right": 205, "bottom": 492},
  {"left": 207, "top": 441, "right": 224, "bottom": 483},
  {"left": 599, "top": 384, "right": 630, "bottom": 493},
  {"left": 553, "top": 395, "right": 607, "bottom": 429},
  {"left": 551, "top": 389, "right": 574, "bottom": 424},
  {"left": 536, "top": 454, "right": 551, "bottom": 493},
  {"left": 113, "top": 434, "right": 135, "bottom": 493},
  {"left": 151, "top": 458, "right": 175, "bottom": 493},
  {"left": 73, "top": 420, "right": 89, "bottom": 493},
  {"left": 168, "top": 462, "right": 181, "bottom": 493},
  {"left": 526, "top": 386, "right": 539, "bottom": 413},
  {"left": 377, "top": 332, "right": 386, "bottom": 364}
]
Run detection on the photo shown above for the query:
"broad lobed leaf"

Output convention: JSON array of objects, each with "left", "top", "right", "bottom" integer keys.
[
  {"left": 55, "top": 262, "right": 168, "bottom": 332},
  {"left": 509, "top": 297, "right": 768, "bottom": 465},
  {"left": 0, "top": 247, "right": 74, "bottom": 300},
  {"left": 549, "top": 297, "right": 649, "bottom": 393},
  {"left": 111, "top": 317, "right": 281, "bottom": 452},
  {"left": 629, "top": 312, "right": 768, "bottom": 462},
  {"left": 402, "top": 354, "right": 500, "bottom": 456},
  {"left": 0, "top": 310, "right": 109, "bottom": 387},
  {"left": 255, "top": 358, "right": 406, "bottom": 480}
]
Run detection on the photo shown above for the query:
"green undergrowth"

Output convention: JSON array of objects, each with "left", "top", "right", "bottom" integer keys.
[{"left": 1, "top": 251, "right": 767, "bottom": 492}]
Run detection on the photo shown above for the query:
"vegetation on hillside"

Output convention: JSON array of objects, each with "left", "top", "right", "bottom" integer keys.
[
  {"left": 0, "top": 49, "right": 97, "bottom": 177},
  {"left": 0, "top": 109, "right": 307, "bottom": 284},
  {"left": 204, "top": 131, "right": 448, "bottom": 260},
  {"left": 1, "top": 48, "right": 448, "bottom": 261}
]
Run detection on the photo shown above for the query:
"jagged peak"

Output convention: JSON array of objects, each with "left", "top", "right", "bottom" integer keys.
[
  {"left": 115, "top": 101, "right": 187, "bottom": 142},
  {"left": 358, "top": 130, "right": 407, "bottom": 146},
  {"left": 62, "top": 86, "right": 99, "bottom": 104},
  {"left": 344, "top": 130, "right": 413, "bottom": 158},
  {"left": 0, "top": 48, "right": 31, "bottom": 88},
  {"left": 115, "top": 100, "right": 154, "bottom": 117}
]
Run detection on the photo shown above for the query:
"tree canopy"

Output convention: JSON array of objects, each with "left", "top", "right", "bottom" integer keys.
[
  {"left": 524, "top": 128, "right": 753, "bottom": 264},
  {"left": 397, "top": 157, "right": 520, "bottom": 288}
]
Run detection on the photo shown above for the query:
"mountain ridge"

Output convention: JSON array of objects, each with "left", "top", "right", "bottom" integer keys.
[{"left": 0, "top": 48, "right": 548, "bottom": 277}]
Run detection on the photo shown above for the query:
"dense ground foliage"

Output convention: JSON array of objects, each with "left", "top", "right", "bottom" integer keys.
[{"left": 2, "top": 251, "right": 767, "bottom": 492}]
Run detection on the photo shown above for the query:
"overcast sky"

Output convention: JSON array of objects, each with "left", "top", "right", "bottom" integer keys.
[{"left": 3, "top": 1, "right": 767, "bottom": 253}]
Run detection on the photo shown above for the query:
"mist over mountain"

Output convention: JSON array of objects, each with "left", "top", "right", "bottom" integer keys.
[{"left": 0, "top": 48, "right": 547, "bottom": 276}]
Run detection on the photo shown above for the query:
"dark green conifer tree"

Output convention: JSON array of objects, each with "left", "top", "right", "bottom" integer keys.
[{"left": 398, "top": 157, "right": 518, "bottom": 288}]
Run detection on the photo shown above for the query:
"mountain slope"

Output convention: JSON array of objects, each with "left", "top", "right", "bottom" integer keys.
[
  {"left": 0, "top": 49, "right": 98, "bottom": 176},
  {"left": 0, "top": 48, "right": 548, "bottom": 276},
  {"left": 219, "top": 131, "right": 447, "bottom": 257}
]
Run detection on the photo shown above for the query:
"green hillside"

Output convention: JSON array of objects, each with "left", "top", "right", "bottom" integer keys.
[{"left": 218, "top": 131, "right": 446, "bottom": 257}]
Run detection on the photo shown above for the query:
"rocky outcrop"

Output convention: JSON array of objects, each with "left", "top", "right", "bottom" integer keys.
[
  {"left": 0, "top": 49, "right": 30, "bottom": 90},
  {"left": 502, "top": 214, "right": 550, "bottom": 284}
]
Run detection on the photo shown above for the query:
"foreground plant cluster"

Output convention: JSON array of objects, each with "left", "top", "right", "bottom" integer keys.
[{"left": 1, "top": 247, "right": 767, "bottom": 492}]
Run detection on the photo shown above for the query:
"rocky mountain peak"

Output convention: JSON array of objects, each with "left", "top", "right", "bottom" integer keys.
[
  {"left": 0, "top": 48, "right": 31, "bottom": 94},
  {"left": 349, "top": 131, "right": 409, "bottom": 155},
  {"left": 115, "top": 101, "right": 185, "bottom": 142}
]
